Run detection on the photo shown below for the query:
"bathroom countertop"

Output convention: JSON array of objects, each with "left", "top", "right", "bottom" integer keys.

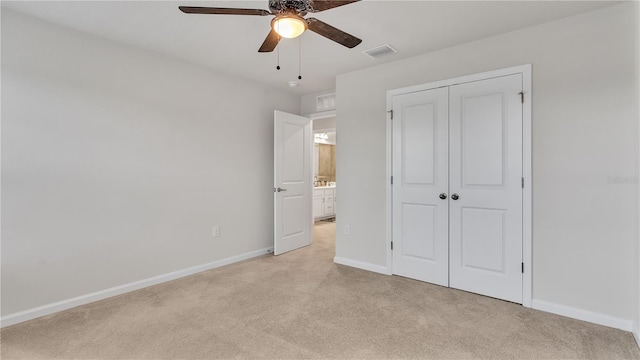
[{"left": 314, "top": 185, "right": 336, "bottom": 189}]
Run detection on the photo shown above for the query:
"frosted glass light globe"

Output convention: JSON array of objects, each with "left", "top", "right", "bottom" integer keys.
[{"left": 273, "top": 15, "right": 307, "bottom": 39}]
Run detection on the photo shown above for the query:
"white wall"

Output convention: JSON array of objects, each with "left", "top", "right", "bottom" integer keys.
[
  {"left": 1, "top": 9, "right": 299, "bottom": 316},
  {"left": 635, "top": 0, "right": 640, "bottom": 346},
  {"left": 313, "top": 117, "right": 336, "bottom": 131},
  {"left": 336, "top": 2, "right": 638, "bottom": 325}
]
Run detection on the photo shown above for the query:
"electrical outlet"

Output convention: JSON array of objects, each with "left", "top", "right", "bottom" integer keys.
[
  {"left": 344, "top": 225, "right": 350, "bottom": 236},
  {"left": 213, "top": 225, "right": 220, "bottom": 238}
]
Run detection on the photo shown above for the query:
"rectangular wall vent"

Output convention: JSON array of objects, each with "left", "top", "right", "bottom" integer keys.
[
  {"left": 316, "top": 93, "right": 336, "bottom": 112},
  {"left": 363, "top": 44, "right": 398, "bottom": 59}
]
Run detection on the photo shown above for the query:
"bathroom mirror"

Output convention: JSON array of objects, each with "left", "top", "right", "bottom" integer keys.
[{"left": 316, "top": 143, "right": 335, "bottom": 184}]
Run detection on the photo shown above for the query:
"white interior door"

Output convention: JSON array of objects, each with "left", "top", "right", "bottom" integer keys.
[
  {"left": 448, "top": 74, "right": 523, "bottom": 303},
  {"left": 392, "top": 88, "right": 449, "bottom": 286},
  {"left": 274, "top": 110, "right": 312, "bottom": 255}
]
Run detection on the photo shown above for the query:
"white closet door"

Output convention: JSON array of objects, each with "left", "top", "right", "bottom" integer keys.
[
  {"left": 448, "top": 74, "right": 523, "bottom": 303},
  {"left": 392, "top": 88, "right": 449, "bottom": 286}
]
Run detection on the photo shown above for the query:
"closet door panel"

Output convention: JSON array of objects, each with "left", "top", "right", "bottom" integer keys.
[
  {"left": 449, "top": 74, "right": 523, "bottom": 304},
  {"left": 392, "top": 88, "right": 449, "bottom": 286}
]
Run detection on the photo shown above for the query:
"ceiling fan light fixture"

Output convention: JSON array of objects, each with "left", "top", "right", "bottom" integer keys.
[{"left": 272, "top": 14, "right": 307, "bottom": 39}]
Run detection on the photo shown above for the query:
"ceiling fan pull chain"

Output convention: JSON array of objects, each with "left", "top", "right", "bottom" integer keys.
[
  {"left": 276, "top": 33, "right": 281, "bottom": 70},
  {"left": 298, "top": 36, "right": 302, "bottom": 80}
]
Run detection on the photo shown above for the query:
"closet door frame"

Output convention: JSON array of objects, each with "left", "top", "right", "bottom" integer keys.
[{"left": 385, "top": 64, "right": 533, "bottom": 307}]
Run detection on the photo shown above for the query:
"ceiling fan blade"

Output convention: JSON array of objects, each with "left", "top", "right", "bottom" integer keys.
[
  {"left": 306, "top": 18, "right": 362, "bottom": 49},
  {"left": 178, "top": 6, "right": 271, "bottom": 16},
  {"left": 258, "top": 29, "right": 281, "bottom": 53},
  {"left": 308, "top": 0, "right": 360, "bottom": 12}
]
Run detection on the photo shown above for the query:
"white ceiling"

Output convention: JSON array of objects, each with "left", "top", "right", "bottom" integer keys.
[{"left": 2, "top": 0, "right": 619, "bottom": 95}]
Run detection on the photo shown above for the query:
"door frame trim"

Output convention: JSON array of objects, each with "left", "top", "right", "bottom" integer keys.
[{"left": 385, "top": 64, "right": 533, "bottom": 307}]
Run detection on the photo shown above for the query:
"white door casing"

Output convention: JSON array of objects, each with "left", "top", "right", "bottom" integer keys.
[
  {"left": 392, "top": 87, "right": 449, "bottom": 286},
  {"left": 449, "top": 74, "right": 524, "bottom": 303},
  {"left": 274, "top": 110, "right": 312, "bottom": 255}
]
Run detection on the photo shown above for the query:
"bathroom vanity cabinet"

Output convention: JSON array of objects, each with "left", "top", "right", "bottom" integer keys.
[{"left": 313, "top": 186, "right": 335, "bottom": 220}]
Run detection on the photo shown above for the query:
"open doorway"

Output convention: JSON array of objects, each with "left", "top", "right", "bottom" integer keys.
[{"left": 309, "top": 112, "right": 337, "bottom": 255}]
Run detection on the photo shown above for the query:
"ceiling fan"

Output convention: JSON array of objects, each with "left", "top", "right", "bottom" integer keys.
[{"left": 179, "top": 0, "right": 362, "bottom": 52}]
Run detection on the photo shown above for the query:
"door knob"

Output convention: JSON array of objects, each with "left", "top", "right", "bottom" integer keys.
[
  {"left": 451, "top": 193, "right": 459, "bottom": 200},
  {"left": 274, "top": 187, "right": 287, "bottom": 193},
  {"left": 439, "top": 193, "right": 447, "bottom": 200}
]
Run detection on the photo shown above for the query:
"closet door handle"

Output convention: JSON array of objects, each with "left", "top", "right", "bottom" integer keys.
[
  {"left": 439, "top": 193, "right": 447, "bottom": 200},
  {"left": 451, "top": 193, "right": 459, "bottom": 200}
]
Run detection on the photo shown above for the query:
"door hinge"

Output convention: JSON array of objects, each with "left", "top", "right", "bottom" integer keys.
[
  {"left": 391, "top": 241, "right": 394, "bottom": 250},
  {"left": 519, "top": 91, "right": 524, "bottom": 104},
  {"left": 521, "top": 262, "right": 524, "bottom": 273},
  {"left": 391, "top": 176, "right": 394, "bottom": 185},
  {"left": 388, "top": 109, "right": 393, "bottom": 120},
  {"left": 521, "top": 177, "right": 524, "bottom": 189}
]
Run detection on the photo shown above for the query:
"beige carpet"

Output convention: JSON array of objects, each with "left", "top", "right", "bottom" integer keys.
[{"left": 2, "top": 221, "right": 639, "bottom": 359}]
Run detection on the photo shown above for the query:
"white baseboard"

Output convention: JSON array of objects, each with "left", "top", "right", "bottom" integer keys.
[
  {"left": 333, "top": 257, "right": 391, "bottom": 275},
  {"left": 633, "top": 322, "right": 640, "bottom": 349},
  {"left": 1, "top": 247, "right": 273, "bottom": 328},
  {"left": 531, "top": 299, "right": 633, "bottom": 332}
]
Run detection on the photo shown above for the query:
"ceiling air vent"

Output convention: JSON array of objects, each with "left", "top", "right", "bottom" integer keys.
[
  {"left": 362, "top": 44, "right": 397, "bottom": 59},
  {"left": 316, "top": 93, "right": 336, "bottom": 112}
]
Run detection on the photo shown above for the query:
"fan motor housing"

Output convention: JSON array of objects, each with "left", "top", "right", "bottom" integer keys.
[{"left": 269, "top": 0, "right": 310, "bottom": 15}]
